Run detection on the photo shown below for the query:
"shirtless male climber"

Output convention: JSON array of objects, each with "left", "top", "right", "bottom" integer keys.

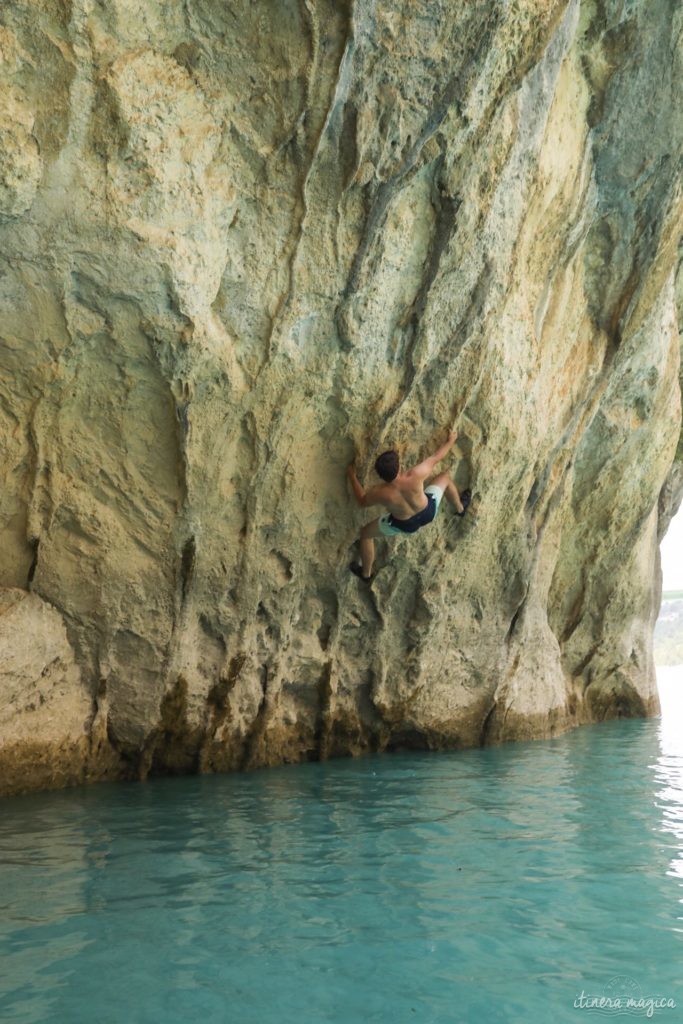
[{"left": 347, "top": 429, "right": 471, "bottom": 582}]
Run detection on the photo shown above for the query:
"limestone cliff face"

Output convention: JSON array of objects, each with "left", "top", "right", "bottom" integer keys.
[{"left": 0, "top": 0, "right": 681, "bottom": 796}]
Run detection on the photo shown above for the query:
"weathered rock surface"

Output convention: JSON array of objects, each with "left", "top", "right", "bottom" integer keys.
[
  {"left": 0, "top": 589, "right": 96, "bottom": 795},
  {"left": 0, "top": 0, "right": 681, "bottom": 795}
]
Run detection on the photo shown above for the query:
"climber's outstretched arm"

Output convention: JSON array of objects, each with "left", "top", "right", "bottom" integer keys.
[
  {"left": 409, "top": 430, "right": 458, "bottom": 481},
  {"left": 347, "top": 465, "right": 388, "bottom": 508}
]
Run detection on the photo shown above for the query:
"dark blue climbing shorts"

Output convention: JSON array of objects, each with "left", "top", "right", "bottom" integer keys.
[{"left": 378, "top": 484, "right": 444, "bottom": 537}]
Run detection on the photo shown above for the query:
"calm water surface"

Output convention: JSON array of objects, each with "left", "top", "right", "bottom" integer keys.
[{"left": 1, "top": 688, "right": 682, "bottom": 1023}]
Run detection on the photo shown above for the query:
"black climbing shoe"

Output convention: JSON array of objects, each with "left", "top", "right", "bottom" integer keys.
[
  {"left": 349, "top": 562, "right": 373, "bottom": 583},
  {"left": 456, "top": 489, "right": 471, "bottom": 517}
]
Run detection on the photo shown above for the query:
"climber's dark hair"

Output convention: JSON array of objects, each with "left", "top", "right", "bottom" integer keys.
[{"left": 375, "top": 449, "right": 399, "bottom": 482}]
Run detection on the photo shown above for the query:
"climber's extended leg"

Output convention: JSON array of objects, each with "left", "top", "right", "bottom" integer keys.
[
  {"left": 350, "top": 518, "right": 381, "bottom": 581},
  {"left": 360, "top": 518, "right": 381, "bottom": 577}
]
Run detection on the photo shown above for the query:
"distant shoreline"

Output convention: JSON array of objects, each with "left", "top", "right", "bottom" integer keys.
[{"left": 662, "top": 591, "right": 683, "bottom": 602}]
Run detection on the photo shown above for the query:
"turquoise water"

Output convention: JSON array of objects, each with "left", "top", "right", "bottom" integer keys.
[{"left": 1, "top": 714, "right": 682, "bottom": 1024}]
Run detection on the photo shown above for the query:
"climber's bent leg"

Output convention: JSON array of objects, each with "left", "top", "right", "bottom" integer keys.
[{"left": 428, "top": 472, "right": 463, "bottom": 514}]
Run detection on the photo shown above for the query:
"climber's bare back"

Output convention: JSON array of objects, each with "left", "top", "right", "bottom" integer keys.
[{"left": 363, "top": 467, "right": 432, "bottom": 520}]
